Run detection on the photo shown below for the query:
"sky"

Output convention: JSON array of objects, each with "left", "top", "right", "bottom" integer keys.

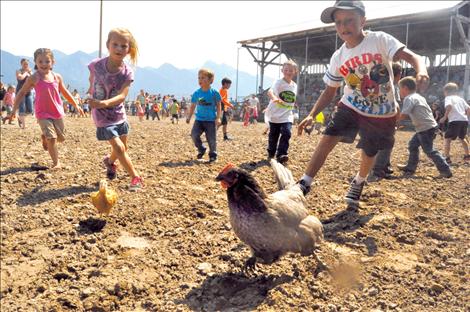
[{"left": 1, "top": 1, "right": 461, "bottom": 80}]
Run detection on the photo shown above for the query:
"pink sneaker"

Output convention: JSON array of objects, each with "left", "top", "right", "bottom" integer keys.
[
  {"left": 129, "top": 176, "right": 144, "bottom": 191},
  {"left": 103, "top": 156, "right": 117, "bottom": 180}
]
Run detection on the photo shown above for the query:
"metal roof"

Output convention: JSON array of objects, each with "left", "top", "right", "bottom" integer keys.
[{"left": 239, "top": 1, "right": 469, "bottom": 65}]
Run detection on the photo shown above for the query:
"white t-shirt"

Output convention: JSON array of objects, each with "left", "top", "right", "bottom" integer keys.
[
  {"left": 324, "top": 31, "right": 405, "bottom": 118},
  {"left": 266, "top": 78, "right": 297, "bottom": 123},
  {"left": 248, "top": 97, "right": 259, "bottom": 109},
  {"left": 444, "top": 95, "right": 470, "bottom": 122}
]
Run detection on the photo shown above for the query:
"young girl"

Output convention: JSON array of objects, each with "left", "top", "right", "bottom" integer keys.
[
  {"left": 136, "top": 100, "right": 145, "bottom": 122},
  {"left": 12, "top": 48, "right": 83, "bottom": 169},
  {"left": 2, "top": 86, "right": 15, "bottom": 124},
  {"left": 86, "top": 28, "right": 144, "bottom": 191}
]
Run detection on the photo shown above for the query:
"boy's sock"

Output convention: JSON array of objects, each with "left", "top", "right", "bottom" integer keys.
[
  {"left": 354, "top": 173, "right": 366, "bottom": 184},
  {"left": 300, "top": 174, "right": 313, "bottom": 186}
]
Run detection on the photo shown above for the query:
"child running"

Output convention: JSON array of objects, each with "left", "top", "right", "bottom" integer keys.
[
  {"left": 265, "top": 59, "right": 298, "bottom": 165},
  {"left": 186, "top": 68, "right": 222, "bottom": 163},
  {"left": 169, "top": 99, "right": 180, "bottom": 124},
  {"left": 439, "top": 82, "right": 470, "bottom": 163},
  {"left": 297, "top": 0, "right": 430, "bottom": 206},
  {"left": 12, "top": 48, "right": 84, "bottom": 169},
  {"left": 2, "top": 85, "right": 15, "bottom": 124},
  {"left": 86, "top": 28, "right": 144, "bottom": 190},
  {"left": 396, "top": 77, "right": 452, "bottom": 178}
]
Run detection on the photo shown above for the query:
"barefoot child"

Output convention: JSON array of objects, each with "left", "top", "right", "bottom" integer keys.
[
  {"left": 12, "top": 48, "right": 84, "bottom": 169},
  {"left": 87, "top": 28, "right": 144, "bottom": 190}
]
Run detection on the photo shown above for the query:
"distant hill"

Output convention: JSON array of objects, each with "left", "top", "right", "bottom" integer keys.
[{"left": 0, "top": 49, "right": 272, "bottom": 99}]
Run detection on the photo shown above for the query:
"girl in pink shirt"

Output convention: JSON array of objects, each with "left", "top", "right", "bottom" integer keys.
[
  {"left": 12, "top": 48, "right": 83, "bottom": 169},
  {"left": 2, "top": 86, "right": 15, "bottom": 124}
]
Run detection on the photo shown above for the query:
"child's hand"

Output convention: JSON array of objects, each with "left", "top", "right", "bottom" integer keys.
[
  {"left": 297, "top": 115, "right": 314, "bottom": 136},
  {"left": 216, "top": 118, "right": 221, "bottom": 127}
]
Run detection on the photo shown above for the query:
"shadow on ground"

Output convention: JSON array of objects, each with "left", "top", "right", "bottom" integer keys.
[
  {"left": 17, "top": 185, "right": 96, "bottom": 207},
  {"left": 178, "top": 272, "right": 294, "bottom": 311}
]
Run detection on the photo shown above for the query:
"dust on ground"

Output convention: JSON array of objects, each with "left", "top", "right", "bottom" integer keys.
[{"left": 1, "top": 116, "right": 469, "bottom": 311}]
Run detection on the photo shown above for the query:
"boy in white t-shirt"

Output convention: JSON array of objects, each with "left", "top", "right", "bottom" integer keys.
[
  {"left": 296, "top": 0, "right": 430, "bottom": 206},
  {"left": 439, "top": 82, "right": 470, "bottom": 163},
  {"left": 265, "top": 60, "right": 298, "bottom": 165}
]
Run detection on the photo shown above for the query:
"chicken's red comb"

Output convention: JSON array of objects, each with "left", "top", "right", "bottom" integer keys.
[{"left": 220, "top": 163, "right": 235, "bottom": 175}]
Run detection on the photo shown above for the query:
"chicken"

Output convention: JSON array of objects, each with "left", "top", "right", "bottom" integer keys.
[
  {"left": 215, "top": 159, "right": 324, "bottom": 273},
  {"left": 91, "top": 180, "right": 118, "bottom": 215}
]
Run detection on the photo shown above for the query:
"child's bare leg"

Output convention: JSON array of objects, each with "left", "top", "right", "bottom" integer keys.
[
  {"left": 459, "top": 138, "right": 469, "bottom": 155},
  {"left": 46, "top": 138, "right": 60, "bottom": 168},
  {"left": 41, "top": 135, "right": 48, "bottom": 151},
  {"left": 108, "top": 136, "right": 138, "bottom": 179},
  {"left": 304, "top": 135, "right": 342, "bottom": 178},
  {"left": 358, "top": 150, "right": 376, "bottom": 179},
  {"left": 443, "top": 138, "right": 451, "bottom": 158}
]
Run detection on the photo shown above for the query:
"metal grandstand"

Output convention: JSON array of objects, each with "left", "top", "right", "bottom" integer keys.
[{"left": 237, "top": 1, "right": 470, "bottom": 106}]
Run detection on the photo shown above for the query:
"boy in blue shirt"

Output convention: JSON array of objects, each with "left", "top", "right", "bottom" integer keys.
[{"left": 186, "top": 68, "right": 222, "bottom": 163}]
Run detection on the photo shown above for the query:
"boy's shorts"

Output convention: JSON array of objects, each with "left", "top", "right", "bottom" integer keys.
[
  {"left": 324, "top": 104, "right": 396, "bottom": 157},
  {"left": 172, "top": 114, "right": 179, "bottom": 119},
  {"left": 38, "top": 118, "right": 66, "bottom": 142},
  {"left": 96, "top": 121, "right": 130, "bottom": 141},
  {"left": 445, "top": 121, "right": 468, "bottom": 140}
]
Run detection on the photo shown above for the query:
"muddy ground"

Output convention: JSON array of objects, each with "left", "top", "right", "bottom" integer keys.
[{"left": 0, "top": 116, "right": 469, "bottom": 312}]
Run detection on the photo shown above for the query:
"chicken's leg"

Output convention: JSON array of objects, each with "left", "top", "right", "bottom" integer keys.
[{"left": 242, "top": 256, "right": 257, "bottom": 275}]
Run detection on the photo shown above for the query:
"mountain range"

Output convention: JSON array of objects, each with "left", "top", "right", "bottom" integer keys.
[{"left": 0, "top": 49, "right": 272, "bottom": 99}]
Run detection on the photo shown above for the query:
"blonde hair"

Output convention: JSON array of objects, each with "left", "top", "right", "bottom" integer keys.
[
  {"left": 283, "top": 59, "right": 298, "bottom": 70},
  {"left": 443, "top": 82, "right": 459, "bottom": 95},
  {"left": 106, "top": 28, "right": 139, "bottom": 66},
  {"left": 198, "top": 68, "right": 215, "bottom": 83},
  {"left": 33, "top": 48, "right": 55, "bottom": 70}
]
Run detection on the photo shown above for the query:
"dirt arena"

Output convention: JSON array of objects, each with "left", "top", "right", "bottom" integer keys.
[{"left": 1, "top": 116, "right": 469, "bottom": 311}]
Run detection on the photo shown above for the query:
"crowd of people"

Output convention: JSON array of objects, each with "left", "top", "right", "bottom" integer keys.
[{"left": 0, "top": 1, "right": 469, "bottom": 203}]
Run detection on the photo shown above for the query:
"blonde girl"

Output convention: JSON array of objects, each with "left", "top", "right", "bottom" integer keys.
[{"left": 86, "top": 28, "right": 144, "bottom": 191}]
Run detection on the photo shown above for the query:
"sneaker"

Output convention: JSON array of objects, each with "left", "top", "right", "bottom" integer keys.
[
  {"left": 209, "top": 156, "right": 217, "bottom": 163},
  {"left": 197, "top": 148, "right": 207, "bottom": 160},
  {"left": 345, "top": 180, "right": 365, "bottom": 205},
  {"left": 223, "top": 135, "right": 232, "bottom": 141},
  {"left": 297, "top": 179, "right": 311, "bottom": 196},
  {"left": 397, "top": 164, "right": 414, "bottom": 176},
  {"left": 437, "top": 170, "right": 452, "bottom": 178},
  {"left": 384, "top": 166, "right": 394, "bottom": 175},
  {"left": 103, "top": 156, "right": 117, "bottom": 180},
  {"left": 367, "top": 173, "right": 383, "bottom": 183},
  {"left": 445, "top": 157, "right": 452, "bottom": 164},
  {"left": 277, "top": 155, "right": 289, "bottom": 164},
  {"left": 129, "top": 176, "right": 144, "bottom": 191},
  {"left": 463, "top": 155, "right": 470, "bottom": 161}
]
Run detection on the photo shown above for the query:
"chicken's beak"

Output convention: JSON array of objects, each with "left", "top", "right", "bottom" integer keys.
[{"left": 215, "top": 174, "right": 229, "bottom": 189}]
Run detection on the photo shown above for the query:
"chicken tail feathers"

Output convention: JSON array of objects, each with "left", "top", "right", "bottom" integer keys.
[{"left": 270, "top": 159, "right": 295, "bottom": 190}]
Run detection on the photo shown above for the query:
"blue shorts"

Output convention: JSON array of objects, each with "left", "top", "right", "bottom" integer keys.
[{"left": 96, "top": 121, "right": 130, "bottom": 141}]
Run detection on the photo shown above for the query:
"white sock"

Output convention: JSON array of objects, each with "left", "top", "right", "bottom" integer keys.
[
  {"left": 301, "top": 174, "right": 313, "bottom": 186},
  {"left": 354, "top": 173, "right": 366, "bottom": 184}
]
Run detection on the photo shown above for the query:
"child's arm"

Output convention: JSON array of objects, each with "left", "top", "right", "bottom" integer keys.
[
  {"left": 11, "top": 75, "right": 36, "bottom": 116},
  {"left": 439, "top": 105, "right": 452, "bottom": 124},
  {"left": 186, "top": 103, "right": 196, "bottom": 123},
  {"left": 57, "top": 74, "right": 84, "bottom": 116},
  {"left": 394, "top": 48, "right": 429, "bottom": 92},
  {"left": 298, "top": 86, "right": 338, "bottom": 136},
  {"left": 88, "top": 81, "right": 132, "bottom": 109},
  {"left": 216, "top": 101, "right": 222, "bottom": 126},
  {"left": 267, "top": 89, "right": 281, "bottom": 103}
]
